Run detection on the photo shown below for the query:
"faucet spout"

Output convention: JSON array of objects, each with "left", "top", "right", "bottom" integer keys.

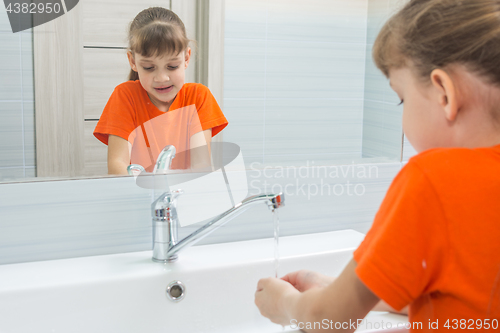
[
  {"left": 152, "top": 192, "right": 284, "bottom": 263},
  {"left": 154, "top": 145, "right": 176, "bottom": 174},
  {"left": 165, "top": 193, "right": 284, "bottom": 261}
]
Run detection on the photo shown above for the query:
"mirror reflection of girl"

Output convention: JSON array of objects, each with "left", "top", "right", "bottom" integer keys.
[
  {"left": 255, "top": 0, "right": 500, "bottom": 331},
  {"left": 94, "top": 7, "right": 228, "bottom": 175}
]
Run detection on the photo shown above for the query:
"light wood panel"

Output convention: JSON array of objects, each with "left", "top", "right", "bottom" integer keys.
[
  {"left": 82, "top": 0, "right": 172, "bottom": 47},
  {"left": 83, "top": 48, "right": 130, "bottom": 120},
  {"left": 33, "top": 3, "right": 85, "bottom": 177},
  {"left": 171, "top": 0, "right": 197, "bottom": 83},
  {"left": 207, "top": 0, "right": 225, "bottom": 111},
  {"left": 83, "top": 120, "right": 108, "bottom": 176}
]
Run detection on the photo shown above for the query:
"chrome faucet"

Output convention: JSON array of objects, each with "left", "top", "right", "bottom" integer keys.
[
  {"left": 152, "top": 191, "right": 284, "bottom": 262},
  {"left": 146, "top": 145, "right": 285, "bottom": 263}
]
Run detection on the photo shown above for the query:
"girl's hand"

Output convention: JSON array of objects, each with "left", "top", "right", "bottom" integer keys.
[
  {"left": 281, "top": 270, "right": 335, "bottom": 292},
  {"left": 254, "top": 277, "right": 300, "bottom": 326}
]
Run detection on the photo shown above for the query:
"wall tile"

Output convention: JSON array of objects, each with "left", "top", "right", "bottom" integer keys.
[
  {"left": 0, "top": 32, "right": 22, "bottom": 101},
  {"left": 366, "top": 0, "right": 408, "bottom": 45},
  {"left": 223, "top": 38, "right": 267, "bottom": 99},
  {"left": 0, "top": 167, "right": 25, "bottom": 182},
  {"left": 262, "top": 154, "right": 363, "bottom": 167},
  {"left": 402, "top": 134, "right": 418, "bottom": 162},
  {"left": 267, "top": 0, "right": 367, "bottom": 44},
  {"left": 362, "top": 99, "right": 403, "bottom": 160},
  {"left": 0, "top": 102, "right": 24, "bottom": 169},
  {"left": 0, "top": 176, "right": 151, "bottom": 265},
  {"left": 0, "top": 3, "right": 12, "bottom": 32},
  {"left": 222, "top": 99, "right": 265, "bottom": 167},
  {"left": 264, "top": 99, "right": 364, "bottom": 158},
  {"left": 364, "top": 45, "right": 400, "bottom": 103},
  {"left": 24, "top": 166, "right": 36, "bottom": 178},
  {"left": 245, "top": 162, "right": 402, "bottom": 237},
  {"left": 21, "top": 30, "right": 34, "bottom": 101},
  {"left": 366, "top": 0, "right": 389, "bottom": 45},
  {"left": 23, "top": 101, "right": 35, "bottom": 167},
  {"left": 266, "top": 40, "right": 365, "bottom": 100},
  {"left": 225, "top": 0, "right": 268, "bottom": 40},
  {"left": 0, "top": 7, "right": 35, "bottom": 181}
]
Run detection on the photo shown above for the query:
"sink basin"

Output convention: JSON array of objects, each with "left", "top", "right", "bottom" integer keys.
[{"left": 0, "top": 230, "right": 408, "bottom": 333}]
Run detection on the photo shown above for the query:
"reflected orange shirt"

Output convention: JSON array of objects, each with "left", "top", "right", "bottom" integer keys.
[
  {"left": 354, "top": 145, "right": 500, "bottom": 331},
  {"left": 94, "top": 81, "right": 228, "bottom": 170}
]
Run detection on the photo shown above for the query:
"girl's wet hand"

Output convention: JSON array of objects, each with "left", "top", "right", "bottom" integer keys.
[
  {"left": 254, "top": 277, "right": 299, "bottom": 326},
  {"left": 281, "top": 270, "right": 335, "bottom": 292}
]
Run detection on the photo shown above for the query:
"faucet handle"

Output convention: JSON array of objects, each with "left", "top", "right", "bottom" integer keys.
[
  {"left": 171, "top": 189, "right": 184, "bottom": 201},
  {"left": 152, "top": 189, "right": 184, "bottom": 217},
  {"left": 127, "top": 164, "right": 145, "bottom": 176}
]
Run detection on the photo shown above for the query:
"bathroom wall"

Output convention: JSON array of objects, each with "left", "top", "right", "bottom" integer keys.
[
  {"left": 362, "top": 0, "right": 406, "bottom": 160},
  {"left": 0, "top": 164, "right": 401, "bottom": 265},
  {"left": 223, "top": 0, "right": 416, "bottom": 165},
  {"left": 362, "top": 0, "right": 418, "bottom": 162},
  {"left": 0, "top": 6, "right": 36, "bottom": 182},
  {"left": 224, "top": 0, "right": 369, "bottom": 166},
  {"left": 0, "top": 0, "right": 413, "bottom": 265}
]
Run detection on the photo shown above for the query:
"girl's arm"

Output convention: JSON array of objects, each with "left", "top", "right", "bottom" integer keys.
[
  {"left": 373, "top": 301, "right": 408, "bottom": 315},
  {"left": 255, "top": 258, "right": 380, "bottom": 332},
  {"left": 190, "top": 129, "right": 212, "bottom": 171},
  {"left": 107, "top": 134, "right": 130, "bottom": 175},
  {"left": 279, "top": 270, "right": 408, "bottom": 316}
]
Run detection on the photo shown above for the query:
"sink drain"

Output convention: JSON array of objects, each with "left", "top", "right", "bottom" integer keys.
[{"left": 166, "top": 281, "right": 186, "bottom": 302}]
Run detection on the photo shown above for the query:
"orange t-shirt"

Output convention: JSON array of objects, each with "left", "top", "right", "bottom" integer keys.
[
  {"left": 93, "top": 81, "right": 228, "bottom": 170},
  {"left": 354, "top": 145, "right": 500, "bottom": 331}
]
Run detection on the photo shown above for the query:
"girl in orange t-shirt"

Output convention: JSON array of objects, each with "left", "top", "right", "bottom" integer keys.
[
  {"left": 94, "top": 7, "right": 228, "bottom": 174},
  {"left": 255, "top": 0, "right": 500, "bottom": 331}
]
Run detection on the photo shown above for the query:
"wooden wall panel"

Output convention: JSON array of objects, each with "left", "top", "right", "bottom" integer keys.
[
  {"left": 34, "top": 3, "right": 85, "bottom": 177},
  {"left": 83, "top": 120, "right": 108, "bottom": 176},
  {"left": 83, "top": 48, "right": 130, "bottom": 120},
  {"left": 82, "top": 0, "right": 172, "bottom": 47}
]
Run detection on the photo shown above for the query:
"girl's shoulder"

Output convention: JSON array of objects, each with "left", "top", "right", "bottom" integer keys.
[
  {"left": 109, "top": 80, "right": 148, "bottom": 106},
  {"left": 181, "top": 82, "right": 210, "bottom": 95},
  {"left": 113, "top": 80, "right": 143, "bottom": 95},
  {"left": 177, "top": 83, "right": 214, "bottom": 105}
]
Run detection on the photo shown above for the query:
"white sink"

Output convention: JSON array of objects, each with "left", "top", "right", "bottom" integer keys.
[{"left": 0, "top": 230, "right": 408, "bottom": 333}]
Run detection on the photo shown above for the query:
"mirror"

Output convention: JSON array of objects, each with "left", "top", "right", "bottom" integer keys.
[{"left": 0, "top": 0, "right": 406, "bottom": 184}]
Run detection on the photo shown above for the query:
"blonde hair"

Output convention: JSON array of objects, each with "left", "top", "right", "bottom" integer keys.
[
  {"left": 373, "top": 0, "right": 500, "bottom": 87},
  {"left": 127, "top": 7, "right": 191, "bottom": 81}
]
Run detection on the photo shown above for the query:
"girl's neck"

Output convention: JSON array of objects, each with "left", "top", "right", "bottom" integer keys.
[{"left": 148, "top": 93, "right": 176, "bottom": 112}]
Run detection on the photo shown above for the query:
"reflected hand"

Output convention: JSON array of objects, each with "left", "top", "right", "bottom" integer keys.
[{"left": 281, "top": 270, "right": 335, "bottom": 292}]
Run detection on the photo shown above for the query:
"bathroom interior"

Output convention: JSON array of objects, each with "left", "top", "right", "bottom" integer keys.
[{"left": 0, "top": 0, "right": 417, "bottom": 332}]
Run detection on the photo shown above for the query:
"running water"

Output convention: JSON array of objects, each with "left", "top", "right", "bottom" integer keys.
[{"left": 273, "top": 209, "right": 280, "bottom": 278}]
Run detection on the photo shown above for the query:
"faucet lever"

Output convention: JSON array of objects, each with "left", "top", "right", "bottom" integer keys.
[
  {"left": 127, "top": 164, "right": 145, "bottom": 176},
  {"left": 171, "top": 189, "right": 184, "bottom": 200}
]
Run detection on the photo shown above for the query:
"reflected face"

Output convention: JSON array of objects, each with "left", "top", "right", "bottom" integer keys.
[
  {"left": 389, "top": 67, "right": 452, "bottom": 153},
  {"left": 128, "top": 49, "right": 191, "bottom": 112}
]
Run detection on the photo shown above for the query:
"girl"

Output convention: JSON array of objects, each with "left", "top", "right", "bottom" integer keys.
[
  {"left": 94, "top": 7, "right": 228, "bottom": 174},
  {"left": 255, "top": 0, "right": 500, "bottom": 331}
]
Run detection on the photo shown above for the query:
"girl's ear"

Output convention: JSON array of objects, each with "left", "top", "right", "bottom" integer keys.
[
  {"left": 430, "top": 69, "right": 460, "bottom": 122},
  {"left": 127, "top": 51, "right": 138, "bottom": 72},
  {"left": 184, "top": 48, "right": 192, "bottom": 69}
]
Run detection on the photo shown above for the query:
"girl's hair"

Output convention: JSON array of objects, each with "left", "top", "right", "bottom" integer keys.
[
  {"left": 127, "top": 7, "right": 191, "bottom": 81},
  {"left": 373, "top": 0, "right": 500, "bottom": 86}
]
